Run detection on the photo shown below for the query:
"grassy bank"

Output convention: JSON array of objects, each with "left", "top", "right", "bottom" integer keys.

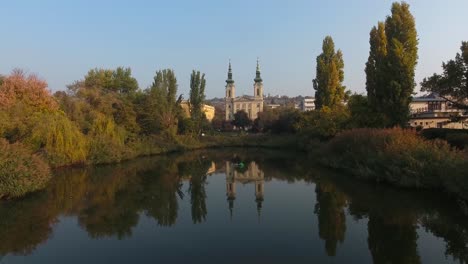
[{"left": 318, "top": 128, "right": 468, "bottom": 200}]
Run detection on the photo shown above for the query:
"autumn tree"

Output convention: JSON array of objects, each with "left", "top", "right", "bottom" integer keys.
[
  {"left": 313, "top": 36, "right": 346, "bottom": 110},
  {"left": 0, "top": 69, "right": 58, "bottom": 112},
  {"left": 365, "top": 2, "right": 418, "bottom": 127},
  {"left": 421, "top": 41, "right": 468, "bottom": 109}
]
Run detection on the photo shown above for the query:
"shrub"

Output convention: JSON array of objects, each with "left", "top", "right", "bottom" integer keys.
[
  {"left": 321, "top": 128, "right": 468, "bottom": 199},
  {"left": 421, "top": 128, "right": 468, "bottom": 149},
  {"left": 0, "top": 139, "right": 51, "bottom": 198}
]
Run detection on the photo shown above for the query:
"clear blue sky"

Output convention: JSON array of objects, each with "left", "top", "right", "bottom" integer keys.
[{"left": 1, "top": 0, "right": 467, "bottom": 98}]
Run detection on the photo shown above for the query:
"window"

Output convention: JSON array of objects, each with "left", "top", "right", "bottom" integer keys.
[
  {"left": 237, "top": 104, "right": 240, "bottom": 109},
  {"left": 257, "top": 88, "right": 260, "bottom": 96},
  {"left": 228, "top": 90, "right": 231, "bottom": 97},
  {"left": 257, "top": 103, "right": 260, "bottom": 108}
]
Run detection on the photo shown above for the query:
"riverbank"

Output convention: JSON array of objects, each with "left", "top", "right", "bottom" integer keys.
[
  {"left": 316, "top": 128, "right": 468, "bottom": 201},
  {"left": 0, "top": 133, "right": 298, "bottom": 199}
]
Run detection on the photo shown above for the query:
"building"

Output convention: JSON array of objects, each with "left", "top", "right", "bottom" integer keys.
[
  {"left": 409, "top": 93, "right": 468, "bottom": 129},
  {"left": 265, "top": 104, "right": 281, "bottom": 110},
  {"left": 180, "top": 101, "right": 215, "bottom": 122},
  {"left": 300, "top": 97, "right": 315, "bottom": 112},
  {"left": 225, "top": 60, "right": 264, "bottom": 121}
]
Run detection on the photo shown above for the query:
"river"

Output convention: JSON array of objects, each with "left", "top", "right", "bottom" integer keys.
[{"left": 0, "top": 149, "right": 467, "bottom": 263}]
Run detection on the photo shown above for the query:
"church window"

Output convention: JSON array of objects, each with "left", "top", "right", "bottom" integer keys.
[
  {"left": 242, "top": 103, "right": 246, "bottom": 109},
  {"left": 237, "top": 104, "right": 240, "bottom": 109},
  {"left": 257, "top": 88, "right": 260, "bottom": 96},
  {"left": 228, "top": 90, "right": 231, "bottom": 97}
]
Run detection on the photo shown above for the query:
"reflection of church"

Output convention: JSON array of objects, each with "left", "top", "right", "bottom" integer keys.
[{"left": 225, "top": 161, "right": 265, "bottom": 219}]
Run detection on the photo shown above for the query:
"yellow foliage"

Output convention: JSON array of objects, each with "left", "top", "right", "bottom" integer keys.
[{"left": 28, "top": 112, "right": 88, "bottom": 167}]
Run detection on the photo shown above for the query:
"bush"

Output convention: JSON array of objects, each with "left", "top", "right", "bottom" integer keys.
[
  {"left": 321, "top": 128, "right": 468, "bottom": 199},
  {"left": 295, "top": 106, "right": 350, "bottom": 140},
  {"left": 0, "top": 139, "right": 51, "bottom": 198},
  {"left": 421, "top": 128, "right": 468, "bottom": 149}
]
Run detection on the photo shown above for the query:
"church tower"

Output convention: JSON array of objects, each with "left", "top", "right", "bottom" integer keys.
[
  {"left": 254, "top": 58, "right": 263, "bottom": 99},
  {"left": 225, "top": 61, "right": 235, "bottom": 120}
]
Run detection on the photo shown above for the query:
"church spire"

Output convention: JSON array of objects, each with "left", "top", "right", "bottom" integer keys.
[
  {"left": 226, "top": 59, "right": 234, "bottom": 84},
  {"left": 254, "top": 58, "right": 262, "bottom": 83}
]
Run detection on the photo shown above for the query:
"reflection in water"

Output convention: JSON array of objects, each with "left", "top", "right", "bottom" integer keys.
[
  {"left": 225, "top": 160, "right": 264, "bottom": 220},
  {"left": 0, "top": 149, "right": 467, "bottom": 263},
  {"left": 314, "top": 181, "right": 347, "bottom": 256}
]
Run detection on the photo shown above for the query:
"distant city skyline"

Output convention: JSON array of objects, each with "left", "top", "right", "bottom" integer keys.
[{"left": 1, "top": 0, "right": 467, "bottom": 98}]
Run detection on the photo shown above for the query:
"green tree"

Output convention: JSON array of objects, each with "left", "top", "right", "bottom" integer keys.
[
  {"left": 366, "top": 2, "right": 419, "bottom": 127},
  {"left": 347, "top": 94, "right": 384, "bottom": 128},
  {"left": 365, "top": 22, "right": 387, "bottom": 114},
  {"left": 232, "top": 110, "right": 252, "bottom": 130},
  {"left": 421, "top": 41, "right": 468, "bottom": 109},
  {"left": 138, "top": 69, "right": 180, "bottom": 135},
  {"left": 188, "top": 70, "right": 206, "bottom": 134},
  {"left": 313, "top": 36, "right": 346, "bottom": 109},
  {"left": 84, "top": 67, "right": 138, "bottom": 94}
]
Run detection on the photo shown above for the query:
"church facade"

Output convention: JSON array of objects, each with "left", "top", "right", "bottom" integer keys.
[{"left": 224, "top": 60, "right": 264, "bottom": 121}]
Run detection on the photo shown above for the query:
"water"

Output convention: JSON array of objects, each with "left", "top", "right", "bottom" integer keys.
[{"left": 1, "top": 149, "right": 467, "bottom": 264}]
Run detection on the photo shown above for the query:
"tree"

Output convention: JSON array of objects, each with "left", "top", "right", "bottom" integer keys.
[
  {"left": 188, "top": 70, "right": 206, "bottom": 133},
  {"left": 232, "top": 110, "right": 252, "bottom": 130},
  {"left": 84, "top": 67, "right": 138, "bottom": 94},
  {"left": 0, "top": 69, "right": 58, "bottom": 112},
  {"left": 365, "top": 22, "right": 387, "bottom": 113},
  {"left": 138, "top": 69, "right": 180, "bottom": 135},
  {"left": 365, "top": 2, "right": 418, "bottom": 127},
  {"left": 313, "top": 36, "right": 346, "bottom": 110},
  {"left": 421, "top": 41, "right": 468, "bottom": 109},
  {"left": 347, "top": 94, "right": 384, "bottom": 128}
]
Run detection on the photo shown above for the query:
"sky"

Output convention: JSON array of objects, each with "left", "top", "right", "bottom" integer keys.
[{"left": 1, "top": 0, "right": 467, "bottom": 99}]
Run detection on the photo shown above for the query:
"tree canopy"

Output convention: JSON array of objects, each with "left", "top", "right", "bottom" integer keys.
[
  {"left": 365, "top": 1, "right": 418, "bottom": 127},
  {"left": 421, "top": 41, "right": 468, "bottom": 109},
  {"left": 313, "top": 36, "right": 345, "bottom": 110}
]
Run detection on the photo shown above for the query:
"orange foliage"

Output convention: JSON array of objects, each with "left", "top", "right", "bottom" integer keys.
[{"left": 0, "top": 69, "right": 58, "bottom": 112}]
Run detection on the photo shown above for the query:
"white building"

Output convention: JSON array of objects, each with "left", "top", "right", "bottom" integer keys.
[{"left": 300, "top": 97, "right": 315, "bottom": 112}]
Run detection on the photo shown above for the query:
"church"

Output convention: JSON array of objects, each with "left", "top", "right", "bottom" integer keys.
[{"left": 224, "top": 60, "right": 264, "bottom": 121}]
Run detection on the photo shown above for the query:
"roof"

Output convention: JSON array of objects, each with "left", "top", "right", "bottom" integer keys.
[{"left": 412, "top": 93, "right": 445, "bottom": 102}]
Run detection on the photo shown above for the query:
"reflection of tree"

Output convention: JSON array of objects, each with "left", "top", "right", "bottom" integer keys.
[
  {"left": 141, "top": 161, "right": 183, "bottom": 227},
  {"left": 367, "top": 214, "right": 420, "bottom": 264},
  {"left": 77, "top": 166, "right": 140, "bottom": 239},
  {"left": 0, "top": 193, "right": 56, "bottom": 255},
  {"left": 180, "top": 158, "right": 212, "bottom": 224},
  {"left": 314, "top": 181, "right": 347, "bottom": 256},
  {"left": 422, "top": 212, "right": 468, "bottom": 263}
]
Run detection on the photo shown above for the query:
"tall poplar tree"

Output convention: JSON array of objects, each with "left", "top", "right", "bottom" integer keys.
[
  {"left": 365, "top": 2, "right": 418, "bottom": 127},
  {"left": 189, "top": 70, "right": 206, "bottom": 133},
  {"left": 313, "top": 36, "right": 345, "bottom": 110}
]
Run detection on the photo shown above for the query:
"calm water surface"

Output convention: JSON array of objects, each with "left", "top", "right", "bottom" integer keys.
[{"left": 1, "top": 149, "right": 467, "bottom": 264}]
